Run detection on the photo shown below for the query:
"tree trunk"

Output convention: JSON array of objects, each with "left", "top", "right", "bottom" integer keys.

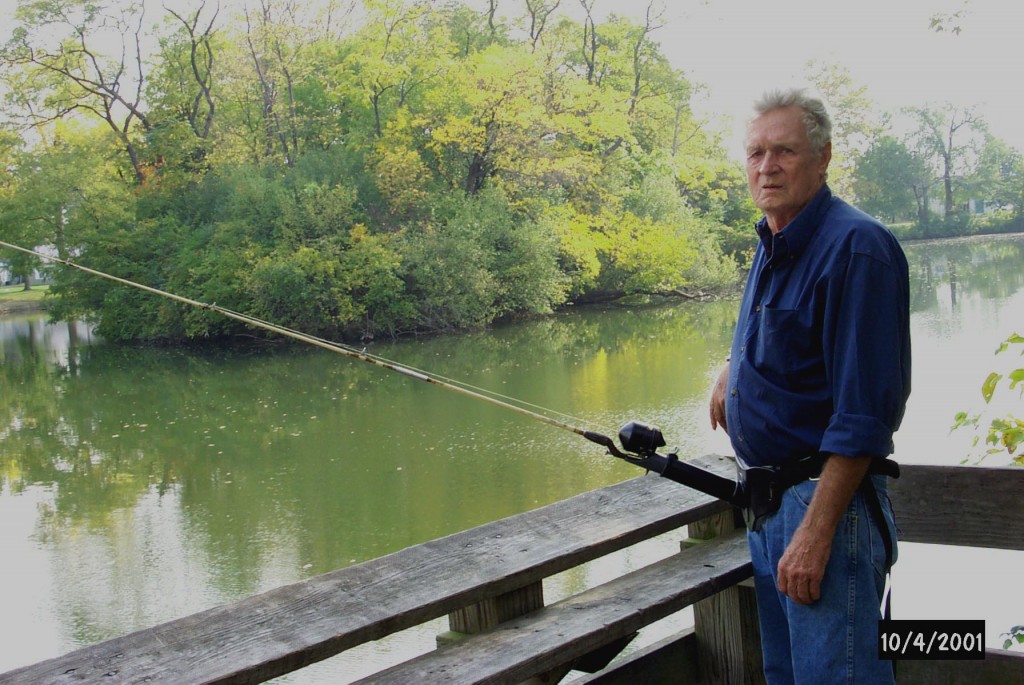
[
  {"left": 465, "top": 151, "right": 490, "bottom": 194},
  {"left": 943, "top": 162, "right": 954, "bottom": 217}
]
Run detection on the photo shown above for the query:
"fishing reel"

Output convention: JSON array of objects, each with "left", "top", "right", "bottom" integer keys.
[
  {"left": 583, "top": 420, "right": 668, "bottom": 462},
  {"left": 598, "top": 420, "right": 745, "bottom": 508},
  {"left": 617, "top": 421, "right": 666, "bottom": 456}
]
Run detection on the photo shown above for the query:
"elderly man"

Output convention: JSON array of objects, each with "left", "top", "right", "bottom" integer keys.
[{"left": 709, "top": 89, "right": 911, "bottom": 684}]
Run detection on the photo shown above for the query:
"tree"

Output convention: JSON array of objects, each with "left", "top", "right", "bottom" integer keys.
[
  {"left": 424, "top": 42, "right": 627, "bottom": 198},
  {"left": 804, "top": 60, "right": 884, "bottom": 200},
  {"left": 0, "top": 128, "right": 37, "bottom": 288},
  {"left": 159, "top": 1, "right": 218, "bottom": 142},
  {"left": 0, "top": 121, "right": 133, "bottom": 267},
  {"left": 907, "top": 103, "right": 986, "bottom": 227},
  {"left": 853, "top": 135, "right": 930, "bottom": 224},
  {"left": 521, "top": 0, "right": 562, "bottom": 52},
  {"left": 1, "top": 0, "right": 744, "bottom": 343},
  {"left": 965, "top": 133, "right": 1023, "bottom": 218},
  {"left": 437, "top": 0, "right": 508, "bottom": 57},
  {"left": 1, "top": 0, "right": 155, "bottom": 183},
  {"left": 344, "top": 0, "right": 443, "bottom": 141},
  {"left": 140, "top": 1, "right": 219, "bottom": 177},
  {"left": 241, "top": 0, "right": 313, "bottom": 166}
]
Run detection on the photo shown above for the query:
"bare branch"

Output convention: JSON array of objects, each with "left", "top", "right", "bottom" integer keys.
[{"left": 524, "top": 0, "right": 561, "bottom": 52}]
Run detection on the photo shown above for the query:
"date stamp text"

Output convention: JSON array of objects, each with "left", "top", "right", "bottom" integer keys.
[{"left": 878, "top": 619, "right": 985, "bottom": 660}]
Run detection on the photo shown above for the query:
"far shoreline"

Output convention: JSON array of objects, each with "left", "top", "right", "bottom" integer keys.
[{"left": 0, "top": 299, "right": 47, "bottom": 316}]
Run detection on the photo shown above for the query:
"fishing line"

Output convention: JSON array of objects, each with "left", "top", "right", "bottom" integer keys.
[{"left": 0, "top": 239, "right": 622, "bottom": 453}]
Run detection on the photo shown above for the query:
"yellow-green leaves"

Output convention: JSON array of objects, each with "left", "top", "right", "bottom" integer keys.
[{"left": 955, "top": 332, "right": 1024, "bottom": 465}]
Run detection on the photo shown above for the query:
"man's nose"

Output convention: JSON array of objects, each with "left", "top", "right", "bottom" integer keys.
[{"left": 758, "top": 151, "right": 779, "bottom": 174}]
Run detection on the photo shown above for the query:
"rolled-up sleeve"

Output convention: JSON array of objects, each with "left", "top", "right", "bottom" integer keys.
[{"left": 821, "top": 248, "right": 911, "bottom": 459}]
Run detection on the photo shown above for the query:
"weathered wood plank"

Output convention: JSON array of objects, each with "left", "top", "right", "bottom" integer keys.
[
  {"left": 0, "top": 458, "right": 735, "bottom": 685},
  {"left": 889, "top": 464, "right": 1024, "bottom": 550},
  {"left": 568, "top": 629, "right": 701, "bottom": 685},
  {"left": 353, "top": 532, "right": 752, "bottom": 685},
  {"left": 895, "top": 649, "right": 1024, "bottom": 685},
  {"left": 690, "top": 509, "right": 764, "bottom": 685},
  {"left": 446, "top": 582, "right": 546, "bottom": 635}
]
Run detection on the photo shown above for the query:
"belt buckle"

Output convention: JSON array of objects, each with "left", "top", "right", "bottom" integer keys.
[{"left": 802, "top": 454, "right": 824, "bottom": 482}]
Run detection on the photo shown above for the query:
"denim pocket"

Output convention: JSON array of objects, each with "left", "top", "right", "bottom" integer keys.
[
  {"left": 788, "top": 477, "right": 817, "bottom": 509},
  {"left": 866, "top": 478, "right": 898, "bottom": 579}
]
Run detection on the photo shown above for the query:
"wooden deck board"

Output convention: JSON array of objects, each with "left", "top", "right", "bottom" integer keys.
[{"left": 354, "top": 532, "right": 751, "bottom": 685}]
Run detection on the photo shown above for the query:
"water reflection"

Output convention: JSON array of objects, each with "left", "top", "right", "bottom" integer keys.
[
  {"left": 899, "top": 235, "right": 1024, "bottom": 467},
  {"left": 910, "top": 234, "right": 1024, "bottom": 314},
  {"left": 1, "top": 234, "right": 1022, "bottom": 677}
]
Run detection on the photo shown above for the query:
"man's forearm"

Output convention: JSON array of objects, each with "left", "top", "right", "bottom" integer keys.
[
  {"left": 776, "top": 454, "right": 872, "bottom": 604},
  {"left": 801, "top": 454, "right": 872, "bottom": 537}
]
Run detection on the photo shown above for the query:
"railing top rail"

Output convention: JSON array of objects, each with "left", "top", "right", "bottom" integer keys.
[{"left": 890, "top": 463, "right": 1024, "bottom": 550}]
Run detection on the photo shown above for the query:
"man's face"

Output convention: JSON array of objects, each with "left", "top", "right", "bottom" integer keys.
[{"left": 745, "top": 105, "right": 831, "bottom": 233}]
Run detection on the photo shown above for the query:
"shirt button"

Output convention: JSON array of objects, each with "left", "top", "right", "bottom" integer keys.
[
  {"left": 755, "top": 304, "right": 762, "bottom": 313},
  {"left": 730, "top": 388, "right": 737, "bottom": 396},
  {"left": 738, "top": 434, "right": 745, "bottom": 442},
  {"left": 739, "top": 345, "right": 745, "bottom": 353}
]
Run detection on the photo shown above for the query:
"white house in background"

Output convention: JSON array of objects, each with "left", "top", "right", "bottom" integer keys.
[
  {"left": 0, "top": 244, "right": 57, "bottom": 285},
  {"left": 927, "top": 197, "right": 1010, "bottom": 217},
  {"left": 0, "top": 262, "right": 53, "bottom": 286}
]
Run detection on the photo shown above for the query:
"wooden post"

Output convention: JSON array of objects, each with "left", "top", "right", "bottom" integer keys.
[
  {"left": 689, "top": 508, "right": 765, "bottom": 685},
  {"left": 438, "top": 582, "right": 573, "bottom": 685},
  {"left": 439, "top": 582, "right": 545, "bottom": 642}
]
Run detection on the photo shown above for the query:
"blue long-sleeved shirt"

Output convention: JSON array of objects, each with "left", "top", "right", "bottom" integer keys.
[{"left": 725, "top": 185, "right": 911, "bottom": 468}]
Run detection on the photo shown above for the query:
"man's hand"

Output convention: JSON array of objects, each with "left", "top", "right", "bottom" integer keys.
[
  {"left": 776, "top": 524, "right": 833, "bottom": 604},
  {"left": 776, "top": 454, "right": 872, "bottom": 605},
  {"left": 709, "top": 363, "right": 730, "bottom": 433}
]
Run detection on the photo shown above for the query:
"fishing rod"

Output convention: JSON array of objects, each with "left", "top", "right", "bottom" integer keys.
[{"left": 0, "top": 239, "right": 744, "bottom": 507}]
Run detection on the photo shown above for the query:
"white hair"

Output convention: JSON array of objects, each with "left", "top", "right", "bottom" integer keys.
[{"left": 752, "top": 88, "right": 833, "bottom": 156}]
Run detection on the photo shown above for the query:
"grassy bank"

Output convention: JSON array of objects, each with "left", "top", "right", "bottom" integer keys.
[
  {"left": 0, "top": 285, "right": 49, "bottom": 314},
  {"left": 0, "top": 284, "right": 49, "bottom": 301}
]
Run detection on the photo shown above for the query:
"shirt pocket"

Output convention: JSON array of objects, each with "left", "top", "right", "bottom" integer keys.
[{"left": 754, "top": 305, "right": 816, "bottom": 376}]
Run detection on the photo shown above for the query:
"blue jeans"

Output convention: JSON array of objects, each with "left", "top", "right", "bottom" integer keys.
[{"left": 747, "top": 475, "right": 897, "bottom": 685}]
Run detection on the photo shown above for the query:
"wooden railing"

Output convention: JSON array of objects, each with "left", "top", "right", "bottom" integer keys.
[{"left": 2, "top": 457, "right": 1022, "bottom": 685}]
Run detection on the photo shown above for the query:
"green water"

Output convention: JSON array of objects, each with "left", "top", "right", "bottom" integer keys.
[{"left": 1, "top": 234, "right": 1023, "bottom": 678}]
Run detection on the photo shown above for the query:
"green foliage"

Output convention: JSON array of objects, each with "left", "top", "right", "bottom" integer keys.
[
  {"left": 804, "top": 60, "right": 885, "bottom": 201},
  {"left": 952, "top": 333, "right": 1024, "bottom": 465},
  {"left": 246, "top": 245, "right": 360, "bottom": 336},
  {"left": 402, "top": 187, "right": 567, "bottom": 330},
  {"left": 3, "top": 0, "right": 756, "bottom": 342},
  {"left": 48, "top": 216, "right": 187, "bottom": 340},
  {"left": 854, "top": 136, "right": 929, "bottom": 224},
  {"left": 1003, "top": 625, "right": 1024, "bottom": 651},
  {"left": 339, "top": 226, "right": 415, "bottom": 338}
]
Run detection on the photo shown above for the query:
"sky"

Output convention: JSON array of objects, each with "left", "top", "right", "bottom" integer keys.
[
  {"left": 603, "top": 0, "right": 1024, "bottom": 157},
  {"left": 1, "top": 0, "right": 1021, "bottom": 156}
]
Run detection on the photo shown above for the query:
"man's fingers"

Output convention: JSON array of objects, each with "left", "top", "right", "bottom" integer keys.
[
  {"left": 777, "top": 555, "right": 823, "bottom": 605},
  {"left": 708, "top": 364, "right": 730, "bottom": 432}
]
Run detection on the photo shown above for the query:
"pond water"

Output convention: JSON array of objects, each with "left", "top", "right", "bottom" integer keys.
[{"left": 1, "top": 234, "right": 1022, "bottom": 679}]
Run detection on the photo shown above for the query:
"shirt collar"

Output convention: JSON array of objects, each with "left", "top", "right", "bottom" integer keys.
[{"left": 755, "top": 185, "right": 832, "bottom": 262}]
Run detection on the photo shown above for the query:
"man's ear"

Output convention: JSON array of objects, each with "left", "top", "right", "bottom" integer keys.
[{"left": 819, "top": 141, "right": 833, "bottom": 177}]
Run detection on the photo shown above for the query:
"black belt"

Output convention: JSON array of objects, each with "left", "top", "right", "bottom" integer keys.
[{"left": 737, "top": 455, "right": 899, "bottom": 531}]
